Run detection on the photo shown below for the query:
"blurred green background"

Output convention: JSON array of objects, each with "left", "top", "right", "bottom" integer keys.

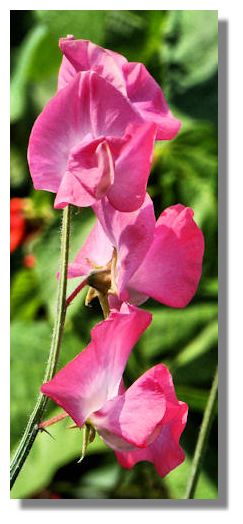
[{"left": 10, "top": 10, "right": 218, "bottom": 499}]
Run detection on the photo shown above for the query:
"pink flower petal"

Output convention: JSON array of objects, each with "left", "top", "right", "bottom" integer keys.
[
  {"left": 93, "top": 193, "right": 156, "bottom": 301},
  {"left": 58, "top": 38, "right": 181, "bottom": 141},
  {"left": 54, "top": 138, "right": 117, "bottom": 209},
  {"left": 123, "top": 62, "right": 181, "bottom": 140},
  {"left": 128, "top": 204, "right": 204, "bottom": 307},
  {"left": 58, "top": 37, "right": 127, "bottom": 95},
  {"left": 41, "top": 305, "right": 151, "bottom": 427},
  {"left": 58, "top": 56, "right": 77, "bottom": 91},
  {"left": 28, "top": 71, "right": 142, "bottom": 204},
  {"left": 67, "top": 219, "right": 113, "bottom": 279},
  {"left": 115, "top": 365, "right": 188, "bottom": 477},
  {"left": 115, "top": 400, "right": 188, "bottom": 477},
  {"left": 90, "top": 365, "right": 169, "bottom": 450},
  {"left": 107, "top": 122, "right": 157, "bottom": 212}
]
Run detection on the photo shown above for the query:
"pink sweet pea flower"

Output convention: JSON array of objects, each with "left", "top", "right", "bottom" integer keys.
[
  {"left": 41, "top": 304, "right": 188, "bottom": 477},
  {"left": 27, "top": 68, "right": 157, "bottom": 212},
  {"left": 58, "top": 37, "right": 181, "bottom": 141},
  {"left": 67, "top": 194, "right": 204, "bottom": 309}
]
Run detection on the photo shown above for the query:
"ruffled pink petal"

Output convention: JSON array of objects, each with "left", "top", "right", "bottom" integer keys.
[
  {"left": 28, "top": 70, "right": 141, "bottom": 201},
  {"left": 67, "top": 219, "right": 113, "bottom": 279},
  {"left": 58, "top": 37, "right": 127, "bottom": 95},
  {"left": 107, "top": 122, "right": 157, "bottom": 212},
  {"left": 54, "top": 138, "right": 117, "bottom": 209},
  {"left": 122, "top": 62, "right": 181, "bottom": 140},
  {"left": 90, "top": 364, "right": 170, "bottom": 450},
  {"left": 58, "top": 55, "right": 77, "bottom": 91},
  {"left": 58, "top": 39, "right": 181, "bottom": 141},
  {"left": 114, "top": 365, "right": 188, "bottom": 477},
  {"left": 115, "top": 400, "right": 188, "bottom": 477},
  {"left": 128, "top": 204, "right": 204, "bottom": 308},
  {"left": 93, "top": 193, "right": 156, "bottom": 301},
  {"left": 41, "top": 305, "right": 151, "bottom": 427}
]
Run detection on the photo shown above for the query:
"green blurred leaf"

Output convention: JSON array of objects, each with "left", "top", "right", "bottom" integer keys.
[
  {"left": 172, "top": 320, "right": 218, "bottom": 370},
  {"left": 11, "top": 25, "right": 48, "bottom": 122},
  {"left": 175, "top": 384, "right": 218, "bottom": 414},
  {"left": 34, "top": 10, "right": 107, "bottom": 44},
  {"left": 163, "top": 10, "right": 218, "bottom": 90},
  {"left": 138, "top": 303, "right": 218, "bottom": 361},
  {"left": 11, "top": 408, "right": 106, "bottom": 499},
  {"left": 10, "top": 269, "right": 41, "bottom": 320},
  {"left": 163, "top": 454, "right": 217, "bottom": 499},
  {"left": 10, "top": 319, "right": 87, "bottom": 450},
  {"left": 10, "top": 147, "right": 28, "bottom": 188},
  {"left": 33, "top": 208, "right": 95, "bottom": 320}
]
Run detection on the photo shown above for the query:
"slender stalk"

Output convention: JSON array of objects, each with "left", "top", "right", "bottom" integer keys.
[
  {"left": 10, "top": 205, "right": 71, "bottom": 489},
  {"left": 66, "top": 278, "right": 87, "bottom": 307},
  {"left": 184, "top": 366, "right": 218, "bottom": 499},
  {"left": 38, "top": 411, "right": 69, "bottom": 429},
  {"left": 98, "top": 293, "right": 110, "bottom": 319}
]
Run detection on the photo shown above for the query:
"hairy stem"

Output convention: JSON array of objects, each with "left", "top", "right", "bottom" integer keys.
[
  {"left": 10, "top": 205, "right": 71, "bottom": 489},
  {"left": 184, "top": 366, "right": 218, "bottom": 499}
]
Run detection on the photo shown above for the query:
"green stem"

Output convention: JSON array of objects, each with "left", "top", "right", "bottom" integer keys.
[
  {"left": 184, "top": 365, "right": 218, "bottom": 499},
  {"left": 10, "top": 205, "right": 71, "bottom": 489}
]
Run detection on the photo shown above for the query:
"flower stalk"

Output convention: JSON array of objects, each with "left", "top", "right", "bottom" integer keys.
[
  {"left": 10, "top": 205, "right": 71, "bottom": 489},
  {"left": 184, "top": 365, "right": 218, "bottom": 499}
]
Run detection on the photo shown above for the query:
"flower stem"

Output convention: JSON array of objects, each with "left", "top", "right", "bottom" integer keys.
[
  {"left": 66, "top": 278, "right": 87, "bottom": 307},
  {"left": 184, "top": 365, "right": 218, "bottom": 499},
  {"left": 10, "top": 205, "right": 71, "bottom": 489}
]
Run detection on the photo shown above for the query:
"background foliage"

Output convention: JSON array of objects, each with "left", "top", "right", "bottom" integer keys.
[{"left": 10, "top": 10, "right": 218, "bottom": 499}]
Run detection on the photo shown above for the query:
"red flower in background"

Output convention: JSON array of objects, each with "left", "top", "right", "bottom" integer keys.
[{"left": 10, "top": 198, "right": 26, "bottom": 253}]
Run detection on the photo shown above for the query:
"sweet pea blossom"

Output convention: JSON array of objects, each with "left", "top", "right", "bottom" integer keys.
[
  {"left": 41, "top": 304, "right": 188, "bottom": 477},
  {"left": 58, "top": 37, "right": 181, "bottom": 141},
  {"left": 27, "top": 67, "right": 158, "bottom": 212},
  {"left": 67, "top": 194, "right": 204, "bottom": 308}
]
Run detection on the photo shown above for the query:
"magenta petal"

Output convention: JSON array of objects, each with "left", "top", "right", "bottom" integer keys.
[
  {"left": 107, "top": 122, "right": 157, "bottom": 212},
  {"left": 54, "top": 138, "right": 116, "bottom": 208},
  {"left": 58, "top": 39, "right": 181, "bottom": 141},
  {"left": 128, "top": 204, "right": 204, "bottom": 307},
  {"left": 67, "top": 219, "right": 113, "bottom": 279},
  {"left": 41, "top": 305, "right": 151, "bottom": 427},
  {"left": 93, "top": 193, "right": 156, "bottom": 301},
  {"left": 58, "top": 37, "right": 127, "bottom": 95},
  {"left": 123, "top": 62, "right": 181, "bottom": 140},
  {"left": 90, "top": 364, "right": 169, "bottom": 450},
  {"left": 58, "top": 55, "right": 77, "bottom": 91},
  {"left": 28, "top": 71, "right": 141, "bottom": 203},
  {"left": 115, "top": 400, "right": 188, "bottom": 477},
  {"left": 114, "top": 364, "right": 188, "bottom": 477},
  {"left": 54, "top": 171, "right": 96, "bottom": 208}
]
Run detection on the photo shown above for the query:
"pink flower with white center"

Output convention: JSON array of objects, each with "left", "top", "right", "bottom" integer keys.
[
  {"left": 67, "top": 194, "right": 204, "bottom": 309},
  {"left": 58, "top": 37, "right": 181, "bottom": 141},
  {"left": 27, "top": 67, "right": 157, "bottom": 212},
  {"left": 41, "top": 304, "right": 188, "bottom": 477}
]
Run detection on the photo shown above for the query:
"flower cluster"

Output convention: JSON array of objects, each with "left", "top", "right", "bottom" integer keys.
[{"left": 28, "top": 38, "right": 204, "bottom": 478}]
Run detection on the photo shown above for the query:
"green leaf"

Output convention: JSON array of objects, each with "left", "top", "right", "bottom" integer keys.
[
  {"left": 163, "top": 454, "right": 217, "bottom": 499},
  {"left": 10, "top": 147, "right": 28, "bottom": 188},
  {"left": 34, "top": 10, "right": 107, "bottom": 44},
  {"left": 172, "top": 320, "right": 218, "bottom": 370},
  {"left": 11, "top": 25, "right": 49, "bottom": 122},
  {"left": 175, "top": 385, "right": 218, "bottom": 414},
  {"left": 11, "top": 409, "right": 106, "bottom": 499},
  {"left": 163, "top": 10, "right": 218, "bottom": 90},
  {"left": 33, "top": 208, "right": 95, "bottom": 320},
  {"left": 138, "top": 303, "right": 218, "bottom": 361},
  {"left": 10, "top": 269, "right": 41, "bottom": 320},
  {"left": 10, "top": 320, "right": 87, "bottom": 450}
]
